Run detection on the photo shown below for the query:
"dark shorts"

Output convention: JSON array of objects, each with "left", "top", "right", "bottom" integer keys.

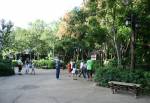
[
  {"left": 18, "top": 65, "right": 22, "bottom": 70},
  {"left": 87, "top": 70, "right": 92, "bottom": 75}
]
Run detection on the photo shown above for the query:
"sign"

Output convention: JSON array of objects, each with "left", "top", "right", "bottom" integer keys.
[{"left": 91, "top": 54, "right": 96, "bottom": 60}]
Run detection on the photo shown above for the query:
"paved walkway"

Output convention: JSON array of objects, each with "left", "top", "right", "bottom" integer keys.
[{"left": 0, "top": 68, "right": 150, "bottom": 103}]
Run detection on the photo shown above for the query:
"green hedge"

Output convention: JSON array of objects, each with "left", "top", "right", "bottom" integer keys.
[
  {"left": 33, "top": 59, "right": 55, "bottom": 69},
  {"left": 94, "top": 67, "right": 150, "bottom": 93},
  {"left": 0, "top": 60, "right": 15, "bottom": 76}
]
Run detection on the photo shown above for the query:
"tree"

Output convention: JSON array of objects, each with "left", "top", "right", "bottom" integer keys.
[
  {"left": 58, "top": 6, "right": 107, "bottom": 60},
  {"left": 12, "top": 20, "right": 59, "bottom": 59},
  {"left": 0, "top": 19, "right": 14, "bottom": 53}
]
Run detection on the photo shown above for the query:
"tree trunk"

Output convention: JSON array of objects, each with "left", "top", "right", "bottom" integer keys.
[
  {"left": 113, "top": 35, "right": 122, "bottom": 67},
  {"left": 111, "top": 6, "right": 122, "bottom": 67}
]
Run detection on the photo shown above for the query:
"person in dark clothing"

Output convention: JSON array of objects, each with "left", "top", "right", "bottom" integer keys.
[{"left": 55, "top": 57, "right": 61, "bottom": 80}]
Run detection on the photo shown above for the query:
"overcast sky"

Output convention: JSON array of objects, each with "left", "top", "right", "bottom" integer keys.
[{"left": 0, "top": 0, "right": 83, "bottom": 28}]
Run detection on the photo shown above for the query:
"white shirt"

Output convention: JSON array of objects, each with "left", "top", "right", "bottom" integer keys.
[{"left": 80, "top": 62, "right": 84, "bottom": 69}]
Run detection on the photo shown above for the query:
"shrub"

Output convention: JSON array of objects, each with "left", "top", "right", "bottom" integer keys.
[
  {"left": 103, "top": 59, "right": 118, "bottom": 67},
  {"left": 93, "top": 60, "right": 102, "bottom": 73},
  {"left": 0, "top": 61, "right": 14, "bottom": 76},
  {"left": 33, "top": 59, "right": 55, "bottom": 69},
  {"left": 143, "top": 72, "right": 150, "bottom": 93},
  {"left": 12, "top": 60, "right": 18, "bottom": 67},
  {"left": 94, "top": 66, "right": 150, "bottom": 93}
]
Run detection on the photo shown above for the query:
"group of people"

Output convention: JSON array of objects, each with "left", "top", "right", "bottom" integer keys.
[
  {"left": 67, "top": 59, "right": 94, "bottom": 81},
  {"left": 17, "top": 56, "right": 93, "bottom": 81},
  {"left": 24, "top": 58, "right": 35, "bottom": 75},
  {"left": 17, "top": 58, "right": 35, "bottom": 75}
]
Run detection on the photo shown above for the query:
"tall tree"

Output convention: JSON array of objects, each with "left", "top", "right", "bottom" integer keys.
[{"left": 0, "top": 19, "right": 14, "bottom": 53}]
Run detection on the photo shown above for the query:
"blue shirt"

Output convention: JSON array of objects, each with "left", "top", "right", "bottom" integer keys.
[{"left": 55, "top": 60, "right": 60, "bottom": 69}]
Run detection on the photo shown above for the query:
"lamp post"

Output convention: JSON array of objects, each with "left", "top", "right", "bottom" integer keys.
[{"left": 123, "top": 0, "right": 139, "bottom": 69}]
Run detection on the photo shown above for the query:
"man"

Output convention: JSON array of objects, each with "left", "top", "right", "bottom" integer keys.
[
  {"left": 86, "top": 59, "right": 93, "bottom": 81},
  {"left": 55, "top": 56, "right": 61, "bottom": 80},
  {"left": 25, "top": 58, "right": 30, "bottom": 74}
]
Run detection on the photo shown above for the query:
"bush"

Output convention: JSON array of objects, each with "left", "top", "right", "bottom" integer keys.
[
  {"left": 94, "top": 66, "right": 150, "bottom": 93},
  {"left": 143, "top": 72, "right": 150, "bottom": 93},
  {"left": 33, "top": 59, "right": 55, "bottom": 69},
  {"left": 0, "top": 61, "right": 14, "bottom": 76},
  {"left": 104, "top": 59, "right": 118, "bottom": 67},
  {"left": 93, "top": 60, "right": 102, "bottom": 72},
  {"left": 12, "top": 60, "right": 18, "bottom": 67}
]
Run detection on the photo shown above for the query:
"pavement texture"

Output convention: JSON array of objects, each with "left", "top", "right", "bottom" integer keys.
[{"left": 0, "top": 68, "right": 150, "bottom": 103}]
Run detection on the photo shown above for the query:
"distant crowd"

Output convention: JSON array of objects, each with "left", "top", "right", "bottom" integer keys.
[
  {"left": 55, "top": 57, "right": 94, "bottom": 81},
  {"left": 16, "top": 57, "right": 35, "bottom": 75},
  {"left": 16, "top": 57, "right": 94, "bottom": 81}
]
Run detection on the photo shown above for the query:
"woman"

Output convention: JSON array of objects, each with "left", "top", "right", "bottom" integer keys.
[{"left": 17, "top": 58, "right": 23, "bottom": 74}]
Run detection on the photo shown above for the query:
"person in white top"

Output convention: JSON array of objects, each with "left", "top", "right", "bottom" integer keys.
[
  {"left": 80, "top": 61, "right": 84, "bottom": 70},
  {"left": 17, "top": 58, "right": 23, "bottom": 74},
  {"left": 79, "top": 60, "right": 87, "bottom": 79},
  {"left": 78, "top": 60, "right": 84, "bottom": 77},
  {"left": 70, "top": 60, "right": 73, "bottom": 71}
]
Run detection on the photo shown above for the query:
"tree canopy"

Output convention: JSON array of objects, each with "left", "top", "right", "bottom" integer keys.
[{"left": 1, "top": 0, "right": 150, "bottom": 69}]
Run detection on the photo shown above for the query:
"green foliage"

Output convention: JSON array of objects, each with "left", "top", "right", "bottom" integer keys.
[
  {"left": 0, "top": 19, "right": 14, "bottom": 52},
  {"left": 0, "top": 60, "right": 14, "bottom": 76},
  {"left": 93, "top": 60, "right": 102, "bottom": 72},
  {"left": 2, "top": 0, "right": 149, "bottom": 70},
  {"left": 94, "top": 67, "right": 150, "bottom": 93},
  {"left": 12, "top": 60, "right": 18, "bottom": 67},
  {"left": 11, "top": 20, "right": 58, "bottom": 59},
  {"left": 33, "top": 59, "right": 55, "bottom": 69},
  {"left": 106, "top": 59, "right": 118, "bottom": 67},
  {"left": 143, "top": 72, "right": 150, "bottom": 92}
]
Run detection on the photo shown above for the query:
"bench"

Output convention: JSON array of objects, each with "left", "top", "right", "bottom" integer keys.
[{"left": 108, "top": 81, "right": 141, "bottom": 97}]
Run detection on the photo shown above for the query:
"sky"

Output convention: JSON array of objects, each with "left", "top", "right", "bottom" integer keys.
[{"left": 0, "top": 0, "right": 83, "bottom": 28}]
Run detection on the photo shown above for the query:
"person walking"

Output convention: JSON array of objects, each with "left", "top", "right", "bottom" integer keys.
[
  {"left": 55, "top": 57, "right": 61, "bottom": 80},
  {"left": 25, "top": 58, "right": 30, "bottom": 74},
  {"left": 72, "top": 61, "right": 77, "bottom": 80},
  {"left": 78, "top": 60, "right": 84, "bottom": 77},
  {"left": 29, "top": 60, "right": 35, "bottom": 75},
  {"left": 67, "top": 62, "right": 72, "bottom": 77},
  {"left": 86, "top": 59, "right": 93, "bottom": 81},
  {"left": 17, "top": 57, "right": 23, "bottom": 75},
  {"left": 70, "top": 59, "right": 73, "bottom": 72},
  {"left": 82, "top": 62, "right": 87, "bottom": 79}
]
